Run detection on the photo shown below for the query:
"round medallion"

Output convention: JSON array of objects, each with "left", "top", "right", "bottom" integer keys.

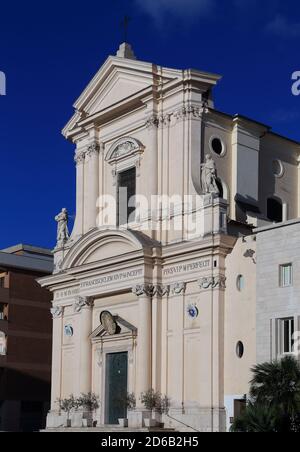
[
  {"left": 187, "top": 304, "right": 199, "bottom": 319},
  {"left": 64, "top": 325, "right": 74, "bottom": 337},
  {"left": 100, "top": 311, "right": 117, "bottom": 335}
]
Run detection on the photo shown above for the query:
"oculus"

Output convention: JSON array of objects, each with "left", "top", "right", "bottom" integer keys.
[
  {"left": 236, "top": 341, "right": 244, "bottom": 359},
  {"left": 210, "top": 136, "right": 226, "bottom": 157}
]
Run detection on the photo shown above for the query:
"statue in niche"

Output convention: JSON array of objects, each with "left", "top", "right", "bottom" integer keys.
[
  {"left": 55, "top": 208, "right": 69, "bottom": 247},
  {"left": 201, "top": 154, "right": 220, "bottom": 195}
]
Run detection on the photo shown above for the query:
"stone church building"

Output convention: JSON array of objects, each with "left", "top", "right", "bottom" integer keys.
[{"left": 38, "top": 43, "right": 300, "bottom": 431}]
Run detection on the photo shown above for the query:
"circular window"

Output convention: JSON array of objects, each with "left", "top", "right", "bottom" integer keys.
[
  {"left": 236, "top": 341, "right": 244, "bottom": 359},
  {"left": 210, "top": 137, "right": 226, "bottom": 156},
  {"left": 272, "top": 160, "right": 284, "bottom": 178},
  {"left": 236, "top": 275, "right": 245, "bottom": 292}
]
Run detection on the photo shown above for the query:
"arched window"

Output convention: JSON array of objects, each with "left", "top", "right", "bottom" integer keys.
[{"left": 267, "top": 198, "right": 283, "bottom": 223}]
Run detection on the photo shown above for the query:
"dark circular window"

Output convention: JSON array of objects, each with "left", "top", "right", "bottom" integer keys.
[
  {"left": 211, "top": 137, "right": 224, "bottom": 156},
  {"left": 236, "top": 341, "right": 244, "bottom": 359}
]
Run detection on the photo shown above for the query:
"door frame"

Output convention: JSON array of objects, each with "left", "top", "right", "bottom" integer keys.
[
  {"left": 104, "top": 351, "right": 128, "bottom": 425},
  {"left": 96, "top": 340, "right": 136, "bottom": 426}
]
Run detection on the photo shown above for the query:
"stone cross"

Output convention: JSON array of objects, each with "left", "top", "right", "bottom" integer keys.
[{"left": 120, "top": 15, "right": 130, "bottom": 43}]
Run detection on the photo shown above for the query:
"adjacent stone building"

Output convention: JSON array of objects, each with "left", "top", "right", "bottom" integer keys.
[
  {"left": 0, "top": 244, "right": 53, "bottom": 431},
  {"left": 255, "top": 219, "right": 300, "bottom": 364},
  {"left": 38, "top": 43, "right": 300, "bottom": 432}
]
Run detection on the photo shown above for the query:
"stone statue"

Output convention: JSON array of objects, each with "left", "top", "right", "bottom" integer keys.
[
  {"left": 201, "top": 154, "right": 220, "bottom": 195},
  {"left": 55, "top": 208, "right": 69, "bottom": 246}
]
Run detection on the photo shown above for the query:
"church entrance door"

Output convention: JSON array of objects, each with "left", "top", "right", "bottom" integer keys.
[{"left": 105, "top": 352, "right": 128, "bottom": 424}]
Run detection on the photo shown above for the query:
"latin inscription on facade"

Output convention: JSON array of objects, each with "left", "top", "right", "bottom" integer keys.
[
  {"left": 80, "top": 269, "right": 143, "bottom": 289},
  {"left": 163, "top": 259, "right": 211, "bottom": 276}
]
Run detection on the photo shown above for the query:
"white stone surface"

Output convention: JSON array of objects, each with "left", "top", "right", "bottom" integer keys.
[{"left": 39, "top": 43, "right": 300, "bottom": 433}]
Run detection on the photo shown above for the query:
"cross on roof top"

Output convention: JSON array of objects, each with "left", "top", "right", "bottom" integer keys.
[{"left": 120, "top": 15, "right": 131, "bottom": 43}]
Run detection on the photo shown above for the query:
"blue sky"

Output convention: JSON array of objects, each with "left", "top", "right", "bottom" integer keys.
[{"left": 0, "top": 0, "right": 300, "bottom": 250}]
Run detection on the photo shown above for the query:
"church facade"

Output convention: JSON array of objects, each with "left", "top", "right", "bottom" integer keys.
[{"left": 38, "top": 43, "right": 300, "bottom": 432}]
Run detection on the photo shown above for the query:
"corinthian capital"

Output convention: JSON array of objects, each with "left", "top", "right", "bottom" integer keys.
[
  {"left": 198, "top": 275, "right": 226, "bottom": 290},
  {"left": 132, "top": 284, "right": 154, "bottom": 297},
  {"left": 171, "top": 282, "right": 186, "bottom": 295},
  {"left": 74, "top": 296, "right": 93, "bottom": 313},
  {"left": 74, "top": 150, "right": 85, "bottom": 165},
  {"left": 51, "top": 306, "right": 63, "bottom": 319},
  {"left": 153, "top": 285, "right": 170, "bottom": 297},
  {"left": 87, "top": 142, "right": 100, "bottom": 157}
]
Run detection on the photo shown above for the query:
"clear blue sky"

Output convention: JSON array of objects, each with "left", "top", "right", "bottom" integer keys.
[{"left": 0, "top": 0, "right": 300, "bottom": 250}]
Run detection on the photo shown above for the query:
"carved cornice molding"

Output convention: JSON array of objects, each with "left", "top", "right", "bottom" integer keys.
[
  {"left": 146, "top": 103, "right": 209, "bottom": 129},
  {"left": 174, "top": 103, "right": 209, "bottom": 122},
  {"left": 198, "top": 275, "right": 226, "bottom": 290},
  {"left": 51, "top": 306, "right": 63, "bottom": 319},
  {"left": 74, "top": 296, "right": 94, "bottom": 313},
  {"left": 132, "top": 284, "right": 170, "bottom": 297},
  {"left": 171, "top": 282, "right": 187, "bottom": 296}
]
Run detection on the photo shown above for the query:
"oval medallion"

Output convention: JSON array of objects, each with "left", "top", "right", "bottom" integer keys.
[{"left": 100, "top": 311, "right": 117, "bottom": 335}]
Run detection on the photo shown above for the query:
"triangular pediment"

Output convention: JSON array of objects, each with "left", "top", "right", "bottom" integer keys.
[
  {"left": 62, "top": 55, "right": 176, "bottom": 138},
  {"left": 86, "top": 67, "right": 152, "bottom": 115},
  {"left": 90, "top": 315, "right": 137, "bottom": 341},
  {"left": 63, "top": 48, "right": 222, "bottom": 140}
]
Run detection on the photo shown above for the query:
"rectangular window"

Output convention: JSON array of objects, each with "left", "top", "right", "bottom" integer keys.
[
  {"left": 279, "top": 264, "right": 292, "bottom": 288},
  {"left": 277, "top": 317, "right": 295, "bottom": 355},
  {"left": 0, "top": 278, "right": 5, "bottom": 289},
  {"left": 117, "top": 168, "right": 136, "bottom": 226},
  {"left": 0, "top": 333, "right": 6, "bottom": 356},
  {"left": 0, "top": 304, "right": 8, "bottom": 321}
]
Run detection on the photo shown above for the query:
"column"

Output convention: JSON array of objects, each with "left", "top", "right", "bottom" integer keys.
[
  {"left": 50, "top": 306, "right": 64, "bottom": 411},
  {"left": 74, "top": 297, "right": 93, "bottom": 395},
  {"left": 198, "top": 274, "right": 226, "bottom": 432},
  {"left": 152, "top": 285, "right": 170, "bottom": 392},
  {"left": 73, "top": 149, "right": 85, "bottom": 238},
  {"left": 98, "top": 142, "right": 105, "bottom": 227},
  {"left": 86, "top": 143, "right": 100, "bottom": 231},
  {"left": 132, "top": 285, "right": 152, "bottom": 404}
]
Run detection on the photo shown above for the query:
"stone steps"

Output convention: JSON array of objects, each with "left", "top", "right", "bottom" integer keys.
[{"left": 43, "top": 426, "right": 176, "bottom": 433}]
